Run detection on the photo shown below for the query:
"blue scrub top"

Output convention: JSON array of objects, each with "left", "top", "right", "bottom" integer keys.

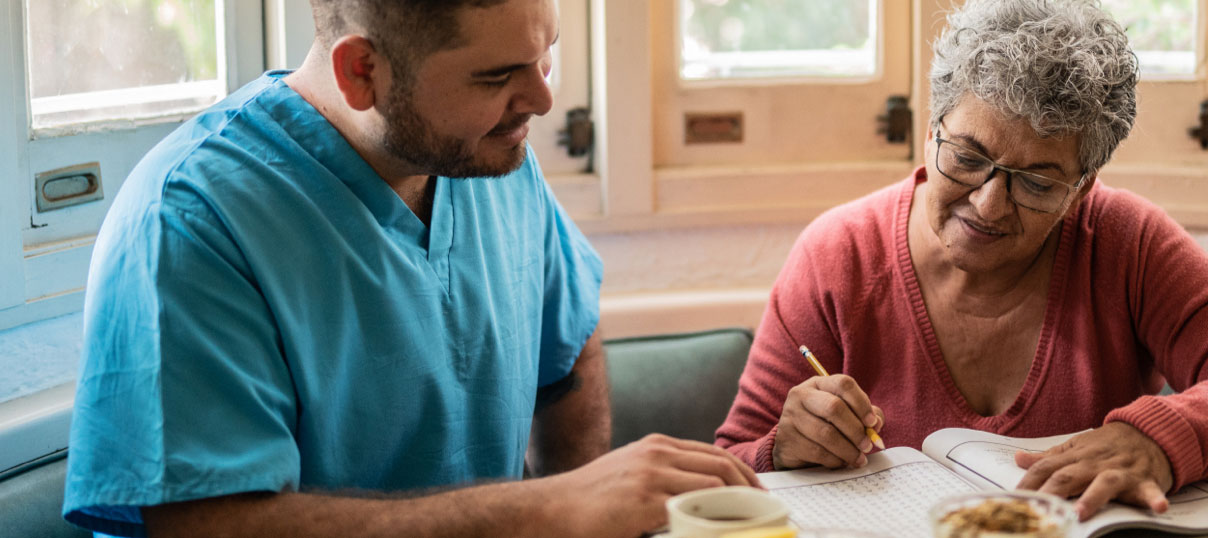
[{"left": 64, "top": 72, "right": 603, "bottom": 537}]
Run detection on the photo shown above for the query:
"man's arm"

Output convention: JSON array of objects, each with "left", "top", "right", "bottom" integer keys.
[
  {"left": 143, "top": 485, "right": 555, "bottom": 538},
  {"left": 527, "top": 329, "right": 610, "bottom": 476},
  {"left": 143, "top": 434, "right": 761, "bottom": 538}
]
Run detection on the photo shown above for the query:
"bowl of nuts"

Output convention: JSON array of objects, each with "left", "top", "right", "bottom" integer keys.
[{"left": 929, "top": 490, "right": 1076, "bottom": 538}]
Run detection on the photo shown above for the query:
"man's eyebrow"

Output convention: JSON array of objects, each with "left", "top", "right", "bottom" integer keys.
[
  {"left": 471, "top": 64, "right": 527, "bottom": 78},
  {"left": 951, "top": 132, "right": 1070, "bottom": 177},
  {"left": 471, "top": 32, "right": 558, "bottom": 78}
]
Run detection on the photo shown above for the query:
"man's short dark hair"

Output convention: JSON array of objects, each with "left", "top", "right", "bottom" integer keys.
[{"left": 309, "top": 0, "right": 510, "bottom": 83}]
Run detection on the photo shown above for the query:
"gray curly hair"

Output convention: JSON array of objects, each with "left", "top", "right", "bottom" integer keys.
[{"left": 929, "top": 0, "right": 1138, "bottom": 176}]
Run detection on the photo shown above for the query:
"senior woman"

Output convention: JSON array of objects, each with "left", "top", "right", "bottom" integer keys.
[{"left": 716, "top": 0, "right": 1208, "bottom": 521}]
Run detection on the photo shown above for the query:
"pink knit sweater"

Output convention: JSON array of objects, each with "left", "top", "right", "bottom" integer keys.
[{"left": 716, "top": 167, "right": 1208, "bottom": 490}]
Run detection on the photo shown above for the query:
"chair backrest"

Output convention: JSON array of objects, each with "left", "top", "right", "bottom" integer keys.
[
  {"left": 0, "top": 453, "right": 91, "bottom": 538},
  {"left": 604, "top": 328, "right": 753, "bottom": 448}
]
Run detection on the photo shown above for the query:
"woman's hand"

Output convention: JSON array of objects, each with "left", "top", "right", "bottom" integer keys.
[
  {"left": 773, "top": 374, "right": 884, "bottom": 470},
  {"left": 1014, "top": 422, "right": 1173, "bottom": 521}
]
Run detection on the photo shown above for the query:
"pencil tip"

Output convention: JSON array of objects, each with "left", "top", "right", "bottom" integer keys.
[{"left": 869, "top": 432, "right": 886, "bottom": 450}]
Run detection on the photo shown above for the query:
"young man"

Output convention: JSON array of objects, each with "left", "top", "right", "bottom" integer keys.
[{"left": 63, "top": 1, "right": 758, "bottom": 537}]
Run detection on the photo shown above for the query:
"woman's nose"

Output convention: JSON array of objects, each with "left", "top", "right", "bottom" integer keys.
[{"left": 967, "top": 169, "right": 1015, "bottom": 221}]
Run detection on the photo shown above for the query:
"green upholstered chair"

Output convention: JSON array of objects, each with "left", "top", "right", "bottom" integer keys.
[
  {"left": 0, "top": 453, "right": 90, "bottom": 538},
  {"left": 604, "top": 327, "right": 753, "bottom": 449}
]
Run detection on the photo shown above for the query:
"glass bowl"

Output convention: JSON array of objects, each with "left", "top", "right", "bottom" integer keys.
[{"left": 929, "top": 490, "right": 1076, "bottom": 538}]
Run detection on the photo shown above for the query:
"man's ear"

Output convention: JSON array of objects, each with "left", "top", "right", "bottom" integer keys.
[{"left": 330, "top": 35, "right": 382, "bottom": 112}]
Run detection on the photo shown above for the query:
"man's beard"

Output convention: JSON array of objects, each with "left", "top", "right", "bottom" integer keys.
[{"left": 381, "top": 86, "right": 529, "bottom": 179}]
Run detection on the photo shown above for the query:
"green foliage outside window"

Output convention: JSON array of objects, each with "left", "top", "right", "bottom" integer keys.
[
  {"left": 683, "top": 0, "right": 872, "bottom": 54},
  {"left": 1101, "top": 0, "right": 1196, "bottom": 53},
  {"left": 28, "top": 0, "right": 218, "bottom": 98}
]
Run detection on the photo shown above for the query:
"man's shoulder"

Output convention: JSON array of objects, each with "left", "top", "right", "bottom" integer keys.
[{"left": 124, "top": 74, "right": 309, "bottom": 210}]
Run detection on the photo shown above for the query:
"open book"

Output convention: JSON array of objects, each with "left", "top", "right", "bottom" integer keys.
[{"left": 759, "top": 428, "right": 1208, "bottom": 538}]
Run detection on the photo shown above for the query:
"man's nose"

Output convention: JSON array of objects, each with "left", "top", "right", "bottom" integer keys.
[
  {"left": 512, "top": 65, "right": 554, "bottom": 117},
  {"left": 967, "top": 168, "right": 1014, "bottom": 221}
]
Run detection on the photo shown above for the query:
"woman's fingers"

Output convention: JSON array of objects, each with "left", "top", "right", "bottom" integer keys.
[
  {"left": 814, "top": 375, "right": 879, "bottom": 431},
  {"left": 774, "top": 376, "right": 880, "bottom": 469},
  {"left": 773, "top": 424, "right": 849, "bottom": 470},
  {"left": 1013, "top": 424, "right": 1174, "bottom": 521}
]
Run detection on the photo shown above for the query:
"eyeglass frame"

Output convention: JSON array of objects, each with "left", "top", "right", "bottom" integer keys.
[{"left": 932, "top": 119, "right": 1088, "bottom": 214}]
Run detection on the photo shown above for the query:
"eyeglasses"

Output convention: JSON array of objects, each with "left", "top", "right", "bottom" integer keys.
[{"left": 933, "top": 122, "right": 1086, "bottom": 214}]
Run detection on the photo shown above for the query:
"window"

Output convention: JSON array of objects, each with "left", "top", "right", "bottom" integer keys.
[
  {"left": 27, "top": 0, "right": 226, "bottom": 130},
  {"left": 0, "top": 0, "right": 264, "bottom": 388},
  {"left": 1091, "top": 0, "right": 1208, "bottom": 224},
  {"left": 0, "top": 0, "right": 263, "bottom": 474},
  {"left": 1102, "top": 0, "right": 1198, "bottom": 78},
  {"left": 680, "top": 0, "right": 877, "bottom": 81},
  {"left": 641, "top": 0, "right": 911, "bottom": 219}
]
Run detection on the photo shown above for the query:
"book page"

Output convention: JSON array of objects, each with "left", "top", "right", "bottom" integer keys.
[
  {"left": 920, "top": 428, "right": 1075, "bottom": 491},
  {"left": 921, "top": 428, "right": 1208, "bottom": 538},
  {"left": 760, "top": 447, "right": 979, "bottom": 538}
]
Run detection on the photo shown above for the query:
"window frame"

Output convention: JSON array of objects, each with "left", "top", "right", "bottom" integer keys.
[
  {"left": 0, "top": 0, "right": 265, "bottom": 332},
  {"left": 1, "top": 0, "right": 27, "bottom": 312}
]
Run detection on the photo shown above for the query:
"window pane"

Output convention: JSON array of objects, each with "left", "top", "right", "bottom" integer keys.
[
  {"left": 680, "top": 0, "right": 877, "bottom": 81},
  {"left": 1101, "top": 0, "right": 1198, "bottom": 77},
  {"left": 26, "top": 0, "right": 225, "bottom": 129}
]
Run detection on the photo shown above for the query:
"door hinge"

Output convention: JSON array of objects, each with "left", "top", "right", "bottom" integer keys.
[
  {"left": 1189, "top": 100, "right": 1208, "bottom": 150},
  {"left": 877, "top": 95, "right": 912, "bottom": 144},
  {"left": 558, "top": 107, "right": 594, "bottom": 158}
]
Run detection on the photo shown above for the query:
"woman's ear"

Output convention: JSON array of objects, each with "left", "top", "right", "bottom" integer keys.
[
  {"left": 330, "top": 35, "right": 381, "bottom": 112},
  {"left": 1066, "top": 172, "right": 1098, "bottom": 210}
]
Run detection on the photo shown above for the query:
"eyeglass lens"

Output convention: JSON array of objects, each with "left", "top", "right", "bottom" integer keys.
[{"left": 936, "top": 141, "right": 1071, "bottom": 212}]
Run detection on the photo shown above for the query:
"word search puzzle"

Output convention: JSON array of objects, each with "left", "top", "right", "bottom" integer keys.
[
  {"left": 762, "top": 449, "right": 976, "bottom": 538},
  {"left": 758, "top": 428, "right": 1208, "bottom": 538}
]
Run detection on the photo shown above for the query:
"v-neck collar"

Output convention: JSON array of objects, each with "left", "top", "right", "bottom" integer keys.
[
  {"left": 894, "top": 168, "right": 1078, "bottom": 431},
  {"left": 259, "top": 72, "right": 455, "bottom": 288},
  {"left": 425, "top": 178, "right": 454, "bottom": 290}
]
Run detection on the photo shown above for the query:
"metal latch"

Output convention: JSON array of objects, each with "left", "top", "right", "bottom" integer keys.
[
  {"left": 877, "top": 95, "right": 912, "bottom": 144},
  {"left": 35, "top": 162, "right": 103, "bottom": 212},
  {"left": 1190, "top": 100, "right": 1208, "bottom": 150},
  {"left": 558, "top": 107, "right": 594, "bottom": 157}
]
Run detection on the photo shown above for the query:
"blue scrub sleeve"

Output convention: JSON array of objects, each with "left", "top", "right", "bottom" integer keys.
[
  {"left": 64, "top": 197, "right": 301, "bottom": 537},
  {"left": 536, "top": 176, "right": 603, "bottom": 388}
]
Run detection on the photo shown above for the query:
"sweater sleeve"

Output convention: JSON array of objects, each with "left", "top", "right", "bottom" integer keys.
[
  {"left": 1104, "top": 193, "right": 1208, "bottom": 491},
  {"left": 714, "top": 217, "right": 855, "bottom": 472}
]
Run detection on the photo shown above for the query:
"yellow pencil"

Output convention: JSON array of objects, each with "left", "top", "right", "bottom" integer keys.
[{"left": 798, "top": 345, "right": 885, "bottom": 451}]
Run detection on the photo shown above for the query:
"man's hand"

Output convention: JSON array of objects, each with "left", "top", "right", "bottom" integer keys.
[
  {"left": 1014, "top": 422, "right": 1173, "bottom": 521},
  {"left": 773, "top": 375, "right": 884, "bottom": 470},
  {"left": 545, "top": 434, "right": 761, "bottom": 537}
]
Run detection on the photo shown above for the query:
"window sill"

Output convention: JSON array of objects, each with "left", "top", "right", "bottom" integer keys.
[
  {"left": 564, "top": 162, "right": 1208, "bottom": 234},
  {"left": 0, "top": 383, "right": 73, "bottom": 475},
  {"left": 0, "top": 311, "right": 81, "bottom": 473}
]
